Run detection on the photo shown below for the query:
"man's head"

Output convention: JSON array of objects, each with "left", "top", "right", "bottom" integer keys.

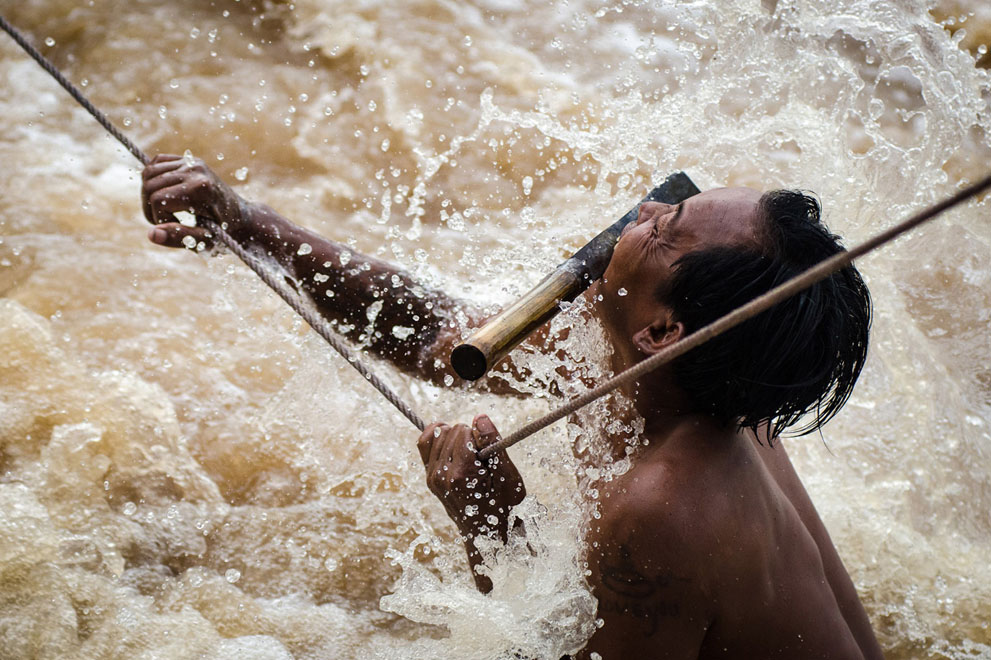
[{"left": 596, "top": 187, "right": 871, "bottom": 438}]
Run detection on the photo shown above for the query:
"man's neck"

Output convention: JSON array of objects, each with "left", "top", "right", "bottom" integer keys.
[{"left": 599, "top": 395, "right": 738, "bottom": 463}]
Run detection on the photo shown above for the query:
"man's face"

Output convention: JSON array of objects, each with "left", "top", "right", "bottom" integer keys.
[{"left": 591, "top": 187, "right": 765, "bottom": 344}]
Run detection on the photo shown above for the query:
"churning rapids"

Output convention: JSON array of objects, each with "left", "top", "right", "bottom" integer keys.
[{"left": 1, "top": 1, "right": 989, "bottom": 658}]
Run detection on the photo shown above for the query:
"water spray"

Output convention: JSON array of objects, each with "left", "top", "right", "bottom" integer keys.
[{"left": 3, "top": 14, "right": 989, "bottom": 458}]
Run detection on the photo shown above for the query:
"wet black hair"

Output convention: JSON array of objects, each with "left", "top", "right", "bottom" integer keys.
[{"left": 658, "top": 190, "right": 872, "bottom": 438}]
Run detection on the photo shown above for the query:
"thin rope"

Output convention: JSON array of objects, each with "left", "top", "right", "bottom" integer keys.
[
  {"left": 481, "top": 173, "right": 991, "bottom": 458},
  {"left": 1, "top": 15, "right": 426, "bottom": 431}
]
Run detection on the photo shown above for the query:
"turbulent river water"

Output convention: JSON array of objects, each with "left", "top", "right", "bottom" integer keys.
[{"left": 1, "top": 1, "right": 989, "bottom": 658}]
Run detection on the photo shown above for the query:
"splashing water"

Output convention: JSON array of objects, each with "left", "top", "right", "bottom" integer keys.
[{"left": 0, "top": 0, "right": 989, "bottom": 658}]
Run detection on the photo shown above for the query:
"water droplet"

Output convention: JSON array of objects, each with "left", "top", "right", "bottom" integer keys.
[
  {"left": 443, "top": 374, "right": 454, "bottom": 386},
  {"left": 339, "top": 250, "right": 352, "bottom": 266},
  {"left": 44, "top": 37, "right": 55, "bottom": 47},
  {"left": 169, "top": 79, "right": 180, "bottom": 89},
  {"left": 224, "top": 568, "right": 241, "bottom": 583},
  {"left": 464, "top": 505, "right": 478, "bottom": 517},
  {"left": 366, "top": 300, "right": 384, "bottom": 322},
  {"left": 182, "top": 235, "right": 197, "bottom": 249},
  {"left": 486, "top": 515, "right": 499, "bottom": 525},
  {"left": 297, "top": 243, "right": 312, "bottom": 256},
  {"left": 463, "top": 35, "right": 473, "bottom": 47},
  {"left": 868, "top": 98, "right": 884, "bottom": 121},
  {"left": 324, "top": 557, "right": 338, "bottom": 572},
  {"left": 522, "top": 176, "right": 533, "bottom": 195},
  {"left": 122, "top": 502, "right": 137, "bottom": 516},
  {"left": 617, "top": 287, "right": 628, "bottom": 296},
  {"left": 380, "top": 138, "right": 390, "bottom": 152},
  {"left": 234, "top": 167, "right": 249, "bottom": 181},
  {"left": 189, "top": 27, "right": 201, "bottom": 39},
  {"left": 158, "top": 105, "right": 168, "bottom": 119},
  {"left": 183, "top": 149, "right": 195, "bottom": 166},
  {"left": 391, "top": 325, "right": 414, "bottom": 339}
]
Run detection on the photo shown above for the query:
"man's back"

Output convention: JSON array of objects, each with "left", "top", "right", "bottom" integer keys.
[{"left": 580, "top": 420, "right": 870, "bottom": 659}]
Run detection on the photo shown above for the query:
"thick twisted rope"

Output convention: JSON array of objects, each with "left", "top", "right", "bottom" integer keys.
[{"left": 1, "top": 15, "right": 426, "bottom": 431}]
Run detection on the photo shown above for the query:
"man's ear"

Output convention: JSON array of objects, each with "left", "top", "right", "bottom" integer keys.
[{"left": 631, "top": 313, "right": 685, "bottom": 356}]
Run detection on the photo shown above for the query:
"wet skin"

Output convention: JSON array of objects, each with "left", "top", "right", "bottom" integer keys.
[{"left": 143, "top": 157, "right": 883, "bottom": 659}]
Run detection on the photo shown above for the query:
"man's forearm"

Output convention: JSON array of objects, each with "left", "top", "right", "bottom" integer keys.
[
  {"left": 229, "top": 200, "right": 464, "bottom": 383},
  {"left": 142, "top": 154, "right": 501, "bottom": 387}
]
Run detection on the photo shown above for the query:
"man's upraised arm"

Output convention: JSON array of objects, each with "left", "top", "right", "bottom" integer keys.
[{"left": 141, "top": 153, "right": 489, "bottom": 387}]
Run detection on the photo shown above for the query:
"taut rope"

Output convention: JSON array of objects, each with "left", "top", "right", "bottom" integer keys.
[
  {"left": 0, "top": 15, "right": 426, "bottom": 432},
  {"left": 4, "top": 16, "right": 988, "bottom": 457},
  {"left": 481, "top": 172, "right": 991, "bottom": 458}
]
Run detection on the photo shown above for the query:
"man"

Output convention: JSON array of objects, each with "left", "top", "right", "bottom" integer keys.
[{"left": 143, "top": 154, "right": 883, "bottom": 658}]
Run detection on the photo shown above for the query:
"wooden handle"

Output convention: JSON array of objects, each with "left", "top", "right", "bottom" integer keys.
[{"left": 451, "top": 268, "right": 579, "bottom": 380}]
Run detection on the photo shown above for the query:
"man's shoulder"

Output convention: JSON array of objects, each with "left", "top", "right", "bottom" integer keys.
[
  {"left": 592, "top": 444, "right": 762, "bottom": 569},
  {"left": 582, "top": 461, "right": 717, "bottom": 653},
  {"left": 592, "top": 459, "right": 720, "bottom": 571}
]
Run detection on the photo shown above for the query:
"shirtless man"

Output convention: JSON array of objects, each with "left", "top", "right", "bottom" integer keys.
[{"left": 142, "top": 154, "right": 883, "bottom": 659}]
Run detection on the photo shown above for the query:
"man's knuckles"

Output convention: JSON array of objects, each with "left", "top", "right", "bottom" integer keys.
[{"left": 417, "top": 423, "right": 448, "bottom": 461}]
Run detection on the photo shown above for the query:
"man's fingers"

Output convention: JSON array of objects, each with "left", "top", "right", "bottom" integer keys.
[
  {"left": 146, "top": 181, "right": 209, "bottom": 224},
  {"left": 430, "top": 424, "right": 459, "bottom": 467},
  {"left": 472, "top": 414, "right": 502, "bottom": 449},
  {"left": 417, "top": 422, "right": 446, "bottom": 465},
  {"left": 143, "top": 170, "right": 189, "bottom": 223},
  {"left": 143, "top": 170, "right": 189, "bottom": 201},
  {"left": 444, "top": 426, "right": 471, "bottom": 464},
  {"left": 148, "top": 223, "right": 214, "bottom": 250},
  {"left": 426, "top": 423, "right": 454, "bottom": 468},
  {"left": 143, "top": 158, "right": 185, "bottom": 181},
  {"left": 150, "top": 153, "right": 183, "bottom": 165}
]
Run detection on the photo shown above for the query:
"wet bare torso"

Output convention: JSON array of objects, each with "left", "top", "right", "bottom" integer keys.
[{"left": 578, "top": 423, "right": 868, "bottom": 659}]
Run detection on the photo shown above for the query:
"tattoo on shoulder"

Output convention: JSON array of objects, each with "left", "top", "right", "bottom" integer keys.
[{"left": 596, "top": 544, "right": 690, "bottom": 636}]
